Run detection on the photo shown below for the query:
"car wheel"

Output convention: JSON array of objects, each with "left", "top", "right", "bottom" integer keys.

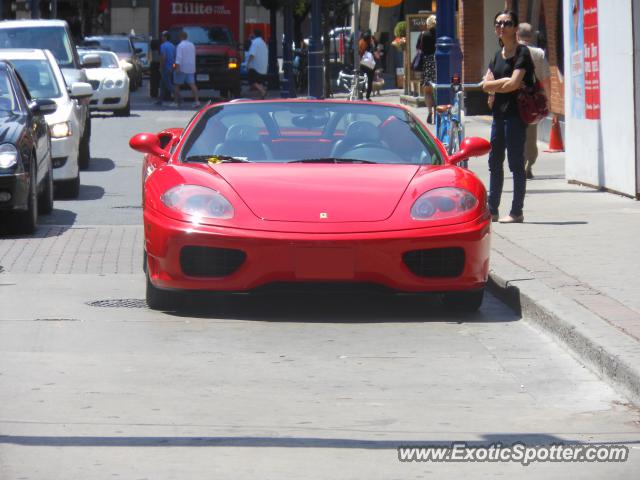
[
  {"left": 13, "top": 161, "right": 38, "bottom": 234},
  {"left": 78, "top": 128, "right": 90, "bottom": 170},
  {"left": 38, "top": 156, "right": 54, "bottom": 214},
  {"left": 113, "top": 97, "right": 130, "bottom": 117},
  {"left": 56, "top": 173, "right": 80, "bottom": 199},
  {"left": 441, "top": 289, "right": 485, "bottom": 312},
  {"left": 146, "top": 269, "right": 183, "bottom": 311}
]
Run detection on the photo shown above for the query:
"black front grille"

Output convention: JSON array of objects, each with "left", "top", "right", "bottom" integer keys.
[
  {"left": 197, "top": 54, "right": 226, "bottom": 69},
  {"left": 103, "top": 97, "right": 121, "bottom": 105},
  {"left": 89, "top": 80, "right": 100, "bottom": 90},
  {"left": 403, "top": 248, "right": 465, "bottom": 278},
  {"left": 180, "top": 246, "right": 246, "bottom": 277}
]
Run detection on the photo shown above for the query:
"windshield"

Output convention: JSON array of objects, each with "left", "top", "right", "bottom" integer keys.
[
  {"left": 12, "top": 59, "right": 61, "bottom": 99},
  {"left": 94, "top": 38, "right": 131, "bottom": 54},
  {"left": 0, "top": 27, "right": 75, "bottom": 68},
  {"left": 134, "top": 42, "right": 148, "bottom": 54},
  {"left": 83, "top": 52, "right": 119, "bottom": 68},
  {"left": 181, "top": 102, "right": 442, "bottom": 165},
  {"left": 0, "top": 68, "right": 18, "bottom": 112},
  {"left": 168, "top": 26, "right": 232, "bottom": 45}
]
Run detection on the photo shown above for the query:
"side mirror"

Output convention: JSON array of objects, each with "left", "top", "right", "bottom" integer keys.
[
  {"left": 447, "top": 137, "right": 492, "bottom": 165},
  {"left": 120, "top": 61, "right": 133, "bottom": 72},
  {"left": 29, "top": 98, "right": 57, "bottom": 115},
  {"left": 129, "top": 133, "right": 169, "bottom": 159},
  {"left": 81, "top": 54, "right": 102, "bottom": 68},
  {"left": 69, "top": 82, "right": 93, "bottom": 100}
]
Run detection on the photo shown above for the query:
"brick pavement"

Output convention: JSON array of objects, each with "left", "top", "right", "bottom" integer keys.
[{"left": 0, "top": 226, "right": 143, "bottom": 275}]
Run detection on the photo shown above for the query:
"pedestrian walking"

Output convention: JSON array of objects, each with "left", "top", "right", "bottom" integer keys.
[
  {"left": 420, "top": 15, "right": 437, "bottom": 123},
  {"left": 359, "top": 31, "right": 375, "bottom": 101},
  {"left": 156, "top": 31, "right": 175, "bottom": 105},
  {"left": 482, "top": 10, "right": 535, "bottom": 224},
  {"left": 172, "top": 31, "right": 200, "bottom": 108},
  {"left": 517, "top": 22, "right": 551, "bottom": 179},
  {"left": 246, "top": 29, "right": 268, "bottom": 99}
]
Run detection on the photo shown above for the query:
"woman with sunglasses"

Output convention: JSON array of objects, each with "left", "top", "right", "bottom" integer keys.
[{"left": 482, "top": 10, "right": 535, "bottom": 223}]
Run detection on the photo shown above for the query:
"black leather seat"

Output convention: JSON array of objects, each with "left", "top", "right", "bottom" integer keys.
[
  {"left": 330, "top": 120, "right": 382, "bottom": 158},
  {"left": 213, "top": 124, "right": 273, "bottom": 161}
]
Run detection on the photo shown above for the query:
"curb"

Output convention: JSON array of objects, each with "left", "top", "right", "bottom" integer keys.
[{"left": 487, "top": 250, "right": 640, "bottom": 406}]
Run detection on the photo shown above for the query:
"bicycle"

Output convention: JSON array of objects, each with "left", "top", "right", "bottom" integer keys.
[
  {"left": 429, "top": 80, "right": 483, "bottom": 165},
  {"left": 337, "top": 68, "right": 368, "bottom": 101}
]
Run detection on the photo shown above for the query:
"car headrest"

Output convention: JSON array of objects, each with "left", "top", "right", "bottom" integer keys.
[
  {"left": 225, "top": 124, "right": 261, "bottom": 142},
  {"left": 344, "top": 120, "right": 379, "bottom": 142}
]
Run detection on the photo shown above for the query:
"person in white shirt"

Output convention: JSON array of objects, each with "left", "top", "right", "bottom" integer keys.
[
  {"left": 246, "top": 29, "right": 269, "bottom": 99},
  {"left": 173, "top": 30, "right": 200, "bottom": 107},
  {"left": 517, "top": 23, "right": 551, "bottom": 179}
]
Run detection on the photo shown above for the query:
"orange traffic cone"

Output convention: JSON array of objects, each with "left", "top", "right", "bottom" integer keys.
[{"left": 544, "top": 115, "right": 564, "bottom": 153}]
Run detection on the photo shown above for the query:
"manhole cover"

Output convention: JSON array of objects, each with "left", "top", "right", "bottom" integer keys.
[{"left": 87, "top": 299, "right": 148, "bottom": 308}]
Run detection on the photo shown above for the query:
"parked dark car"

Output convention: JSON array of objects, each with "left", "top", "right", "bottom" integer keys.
[
  {"left": 0, "top": 61, "right": 57, "bottom": 234},
  {"left": 84, "top": 35, "right": 144, "bottom": 91}
]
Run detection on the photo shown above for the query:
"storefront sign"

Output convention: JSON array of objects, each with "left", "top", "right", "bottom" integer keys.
[{"left": 159, "top": 1, "right": 239, "bottom": 40}]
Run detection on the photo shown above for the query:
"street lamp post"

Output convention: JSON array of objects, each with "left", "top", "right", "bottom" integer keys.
[
  {"left": 308, "top": 0, "right": 323, "bottom": 98},
  {"left": 280, "top": 0, "right": 296, "bottom": 98},
  {"left": 435, "top": 0, "right": 462, "bottom": 105}
]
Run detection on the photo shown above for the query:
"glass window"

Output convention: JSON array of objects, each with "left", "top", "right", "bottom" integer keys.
[
  {"left": 12, "top": 59, "right": 61, "bottom": 99},
  {"left": 95, "top": 38, "right": 132, "bottom": 54},
  {"left": 83, "top": 52, "right": 119, "bottom": 68},
  {"left": 0, "top": 68, "right": 18, "bottom": 112},
  {"left": 181, "top": 103, "right": 442, "bottom": 165},
  {"left": 168, "top": 27, "right": 232, "bottom": 46},
  {"left": 335, "top": 112, "right": 381, "bottom": 132},
  {"left": 0, "top": 27, "right": 74, "bottom": 68}
]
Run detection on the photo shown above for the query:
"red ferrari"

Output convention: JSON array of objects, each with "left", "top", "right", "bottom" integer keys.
[{"left": 130, "top": 100, "right": 492, "bottom": 311}]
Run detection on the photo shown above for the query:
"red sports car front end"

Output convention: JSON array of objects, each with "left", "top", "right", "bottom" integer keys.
[
  {"left": 144, "top": 207, "right": 491, "bottom": 294},
  {"left": 131, "top": 99, "right": 492, "bottom": 311}
]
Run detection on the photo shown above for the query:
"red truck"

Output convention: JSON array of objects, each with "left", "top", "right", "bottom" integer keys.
[{"left": 159, "top": 0, "right": 241, "bottom": 98}]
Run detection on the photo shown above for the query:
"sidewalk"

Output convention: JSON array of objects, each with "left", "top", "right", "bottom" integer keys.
[{"left": 363, "top": 88, "right": 640, "bottom": 404}]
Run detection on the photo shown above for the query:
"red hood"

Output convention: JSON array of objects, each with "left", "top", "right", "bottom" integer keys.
[{"left": 213, "top": 164, "right": 420, "bottom": 222}]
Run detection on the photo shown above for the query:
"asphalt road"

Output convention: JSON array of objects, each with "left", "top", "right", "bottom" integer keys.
[{"left": 0, "top": 89, "right": 639, "bottom": 479}]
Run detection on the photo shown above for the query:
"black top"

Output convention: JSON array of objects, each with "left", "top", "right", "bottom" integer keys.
[
  {"left": 419, "top": 28, "right": 436, "bottom": 56},
  {"left": 488, "top": 44, "right": 534, "bottom": 117}
]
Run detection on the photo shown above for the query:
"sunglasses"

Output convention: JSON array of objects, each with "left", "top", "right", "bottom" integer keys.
[{"left": 495, "top": 20, "right": 515, "bottom": 28}]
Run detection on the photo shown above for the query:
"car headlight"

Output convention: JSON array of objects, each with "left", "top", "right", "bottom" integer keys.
[
  {"left": 0, "top": 143, "right": 18, "bottom": 168},
  {"left": 104, "top": 79, "right": 114, "bottom": 88},
  {"left": 115, "top": 79, "right": 124, "bottom": 88},
  {"left": 410, "top": 187, "right": 478, "bottom": 221},
  {"left": 161, "top": 185, "right": 234, "bottom": 221},
  {"left": 50, "top": 122, "right": 72, "bottom": 138}
]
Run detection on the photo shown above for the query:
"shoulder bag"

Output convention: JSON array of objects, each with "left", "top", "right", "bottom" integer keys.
[{"left": 516, "top": 71, "right": 549, "bottom": 124}]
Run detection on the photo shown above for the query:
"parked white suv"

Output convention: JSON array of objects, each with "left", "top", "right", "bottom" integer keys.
[
  {"left": 0, "top": 19, "right": 99, "bottom": 170},
  {"left": 0, "top": 49, "right": 93, "bottom": 198}
]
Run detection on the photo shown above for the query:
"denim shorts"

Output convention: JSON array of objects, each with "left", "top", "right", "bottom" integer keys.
[{"left": 174, "top": 71, "right": 195, "bottom": 85}]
